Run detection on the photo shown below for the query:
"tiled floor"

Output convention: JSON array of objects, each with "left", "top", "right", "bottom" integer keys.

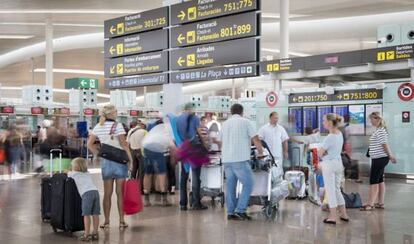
[{"left": 0, "top": 171, "right": 413, "bottom": 244}]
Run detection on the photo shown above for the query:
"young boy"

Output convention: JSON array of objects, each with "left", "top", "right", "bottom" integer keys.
[{"left": 68, "top": 158, "right": 100, "bottom": 241}]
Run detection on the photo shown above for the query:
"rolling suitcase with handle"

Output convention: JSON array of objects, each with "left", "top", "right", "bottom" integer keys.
[
  {"left": 285, "top": 146, "right": 307, "bottom": 199},
  {"left": 41, "top": 149, "right": 62, "bottom": 222},
  {"left": 64, "top": 177, "right": 84, "bottom": 232}
]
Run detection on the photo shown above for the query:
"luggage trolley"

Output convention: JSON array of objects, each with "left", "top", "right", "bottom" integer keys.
[
  {"left": 237, "top": 141, "right": 289, "bottom": 219},
  {"left": 199, "top": 151, "right": 225, "bottom": 207}
]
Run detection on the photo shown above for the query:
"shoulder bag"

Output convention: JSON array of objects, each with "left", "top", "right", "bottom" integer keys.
[{"left": 98, "top": 122, "right": 129, "bottom": 164}]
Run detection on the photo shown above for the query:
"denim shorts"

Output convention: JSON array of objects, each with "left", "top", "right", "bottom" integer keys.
[
  {"left": 101, "top": 158, "right": 128, "bottom": 180},
  {"left": 81, "top": 190, "right": 100, "bottom": 216},
  {"left": 143, "top": 149, "right": 167, "bottom": 174}
]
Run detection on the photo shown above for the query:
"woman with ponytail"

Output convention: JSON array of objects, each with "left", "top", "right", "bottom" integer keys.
[
  {"left": 319, "top": 113, "right": 349, "bottom": 225},
  {"left": 360, "top": 112, "right": 396, "bottom": 211},
  {"left": 87, "top": 105, "right": 133, "bottom": 229}
]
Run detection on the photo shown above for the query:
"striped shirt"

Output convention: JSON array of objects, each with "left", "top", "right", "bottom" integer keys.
[
  {"left": 92, "top": 121, "right": 126, "bottom": 149},
  {"left": 369, "top": 127, "right": 388, "bottom": 159},
  {"left": 220, "top": 114, "right": 256, "bottom": 163}
]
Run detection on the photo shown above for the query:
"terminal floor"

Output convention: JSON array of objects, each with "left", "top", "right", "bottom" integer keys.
[{"left": 0, "top": 171, "right": 413, "bottom": 244}]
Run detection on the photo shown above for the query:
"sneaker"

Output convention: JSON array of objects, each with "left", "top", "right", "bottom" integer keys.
[
  {"left": 234, "top": 212, "right": 252, "bottom": 221},
  {"left": 180, "top": 206, "right": 188, "bottom": 211},
  {"left": 227, "top": 214, "right": 237, "bottom": 220}
]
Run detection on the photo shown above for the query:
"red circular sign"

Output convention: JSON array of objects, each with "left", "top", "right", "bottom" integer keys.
[
  {"left": 266, "top": 91, "right": 278, "bottom": 108},
  {"left": 403, "top": 112, "right": 409, "bottom": 119},
  {"left": 398, "top": 83, "right": 414, "bottom": 101}
]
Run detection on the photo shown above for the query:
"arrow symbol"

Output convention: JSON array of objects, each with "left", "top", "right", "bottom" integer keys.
[
  {"left": 177, "top": 57, "right": 185, "bottom": 66},
  {"left": 110, "top": 26, "right": 116, "bottom": 35},
  {"left": 109, "top": 46, "right": 115, "bottom": 55},
  {"left": 80, "top": 80, "right": 87, "bottom": 87},
  {"left": 177, "top": 11, "right": 185, "bottom": 21},
  {"left": 110, "top": 66, "right": 115, "bottom": 74},
  {"left": 177, "top": 34, "right": 185, "bottom": 44}
]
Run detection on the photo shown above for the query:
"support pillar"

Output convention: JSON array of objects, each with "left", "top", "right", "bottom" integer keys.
[{"left": 45, "top": 18, "right": 54, "bottom": 88}]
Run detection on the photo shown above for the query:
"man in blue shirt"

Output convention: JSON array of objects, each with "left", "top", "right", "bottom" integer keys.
[{"left": 176, "top": 103, "right": 208, "bottom": 211}]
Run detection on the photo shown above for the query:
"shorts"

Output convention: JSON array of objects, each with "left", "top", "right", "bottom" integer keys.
[
  {"left": 143, "top": 148, "right": 167, "bottom": 174},
  {"left": 370, "top": 157, "right": 389, "bottom": 185},
  {"left": 81, "top": 190, "right": 100, "bottom": 216},
  {"left": 101, "top": 158, "right": 128, "bottom": 180}
]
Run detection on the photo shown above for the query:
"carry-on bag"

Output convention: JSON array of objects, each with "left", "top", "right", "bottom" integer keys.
[
  {"left": 123, "top": 179, "right": 143, "bottom": 215},
  {"left": 286, "top": 146, "right": 309, "bottom": 181}
]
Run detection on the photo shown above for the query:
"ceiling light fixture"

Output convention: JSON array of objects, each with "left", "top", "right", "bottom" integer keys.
[
  {"left": 0, "top": 22, "right": 103, "bottom": 27},
  {"left": 0, "top": 35, "right": 34, "bottom": 39},
  {"left": 261, "top": 48, "right": 310, "bottom": 57},
  {"left": 261, "top": 13, "right": 309, "bottom": 19},
  {"left": 34, "top": 68, "right": 104, "bottom": 76},
  {"left": 0, "top": 9, "right": 141, "bottom": 14}
]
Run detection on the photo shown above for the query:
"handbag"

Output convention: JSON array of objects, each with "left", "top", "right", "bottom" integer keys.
[
  {"left": 98, "top": 122, "right": 129, "bottom": 164},
  {"left": 123, "top": 179, "right": 143, "bottom": 215},
  {"left": 341, "top": 188, "right": 362, "bottom": 208}
]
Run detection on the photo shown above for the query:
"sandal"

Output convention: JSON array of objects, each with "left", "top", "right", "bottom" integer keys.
[
  {"left": 323, "top": 218, "right": 336, "bottom": 225},
  {"left": 79, "top": 234, "right": 92, "bottom": 242},
  {"left": 91, "top": 233, "right": 99, "bottom": 241},
  {"left": 360, "top": 205, "right": 375, "bottom": 211},
  {"left": 340, "top": 217, "right": 350, "bottom": 222},
  {"left": 99, "top": 222, "right": 110, "bottom": 230},
  {"left": 374, "top": 203, "right": 385, "bottom": 209},
  {"left": 119, "top": 221, "right": 129, "bottom": 229}
]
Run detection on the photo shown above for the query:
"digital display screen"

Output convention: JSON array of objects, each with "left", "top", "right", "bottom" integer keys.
[
  {"left": 0, "top": 106, "right": 14, "bottom": 114},
  {"left": 349, "top": 105, "right": 365, "bottom": 135},
  {"left": 303, "top": 107, "right": 317, "bottom": 132},
  {"left": 31, "top": 107, "right": 44, "bottom": 115},
  {"left": 318, "top": 106, "right": 333, "bottom": 134},
  {"left": 288, "top": 107, "right": 303, "bottom": 134}
]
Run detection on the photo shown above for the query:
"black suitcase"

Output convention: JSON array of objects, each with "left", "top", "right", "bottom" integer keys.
[
  {"left": 40, "top": 149, "right": 62, "bottom": 222},
  {"left": 50, "top": 173, "right": 67, "bottom": 232},
  {"left": 40, "top": 177, "right": 52, "bottom": 222},
  {"left": 64, "top": 177, "right": 84, "bottom": 232}
]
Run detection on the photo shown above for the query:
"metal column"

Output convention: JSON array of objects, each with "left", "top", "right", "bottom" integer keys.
[
  {"left": 45, "top": 18, "right": 54, "bottom": 88},
  {"left": 280, "top": 0, "right": 290, "bottom": 59}
]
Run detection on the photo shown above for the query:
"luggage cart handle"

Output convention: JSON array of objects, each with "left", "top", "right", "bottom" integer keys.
[{"left": 49, "top": 149, "right": 63, "bottom": 176}]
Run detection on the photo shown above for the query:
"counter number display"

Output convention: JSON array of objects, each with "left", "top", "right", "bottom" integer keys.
[
  {"left": 104, "top": 7, "right": 169, "bottom": 38},
  {"left": 171, "top": 0, "right": 259, "bottom": 25},
  {"left": 289, "top": 89, "right": 383, "bottom": 104},
  {"left": 171, "top": 12, "right": 259, "bottom": 47}
]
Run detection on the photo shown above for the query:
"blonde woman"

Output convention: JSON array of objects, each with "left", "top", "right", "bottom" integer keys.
[
  {"left": 319, "top": 113, "right": 349, "bottom": 225},
  {"left": 360, "top": 112, "right": 396, "bottom": 211},
  {"left": 87, "top": 105, "right": 133, "bottom": 229}
]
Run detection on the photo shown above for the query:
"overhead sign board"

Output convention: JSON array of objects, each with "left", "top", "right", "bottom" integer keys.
[
  {"left": 104, "top": 7, "right": 169, "bottom": 38},
  {"left": 289, "top": 89, "right": 383, "bottom": 104},
  {"left": 171, "top": 0, "right": 259, "bottom": 25},
  {"left": 171, "top": 63, "right": 257, "bottom": 83},
  {"left": 261, "top": 58, "right": 305, "bottom": 74},
  {"left": 304, "top": 50, "right": 363, "bottom": 70},
  {"left": 170, "top": 38, "right": 259, "bottom": 70},
  {"left": 31, "top": 107, "right": 46, "bottom": 115},
  {"left": 104, "top": 51, "right": 168, "bottom": 78},
  {"left": 105, "top": 73, "right": 169, "bottom": 89},
  {"left": 65, "top": 78, "right": 99, "bottom": 89},
  {"left": 362, "top": 44, "right": 414, "bottom": 63},
  {"left": 170, "top": 12, "right": 259, "bottom": 48},
  {"left": 104, "top": 29, "right": 168, "bottom": 58}
]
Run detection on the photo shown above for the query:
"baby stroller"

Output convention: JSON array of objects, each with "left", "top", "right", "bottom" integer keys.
[{"left": 238, "top": 141, "right": 289, "bottom": 219}]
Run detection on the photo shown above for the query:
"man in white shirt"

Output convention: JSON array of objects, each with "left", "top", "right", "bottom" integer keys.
[
  {"left": 258, "top": 112, "right": 289, "bottom": 162},
  {"left": 218, "top": 104, "right": 264, "bottom": 221}
]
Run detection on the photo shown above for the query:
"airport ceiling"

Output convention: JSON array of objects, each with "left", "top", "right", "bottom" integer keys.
[{"left": 0, "top": 0, "right": 414, "bottom": 102}]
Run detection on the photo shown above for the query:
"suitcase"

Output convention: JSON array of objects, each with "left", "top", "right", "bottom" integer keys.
[
  {"left": 284, "top": 170, "right": 306, "bottom": 199},
  {"left": 50, "top": 173, "right": 67, "bottom": 232},
  {"left": 64, "top": 177, "right": 84, "bottom": 232},
  {"left": 287, "top": 146, "right": 309, "bottom": 181},
  {"left": 40, "top": 149, "right": 62, "bottom": 222}
]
